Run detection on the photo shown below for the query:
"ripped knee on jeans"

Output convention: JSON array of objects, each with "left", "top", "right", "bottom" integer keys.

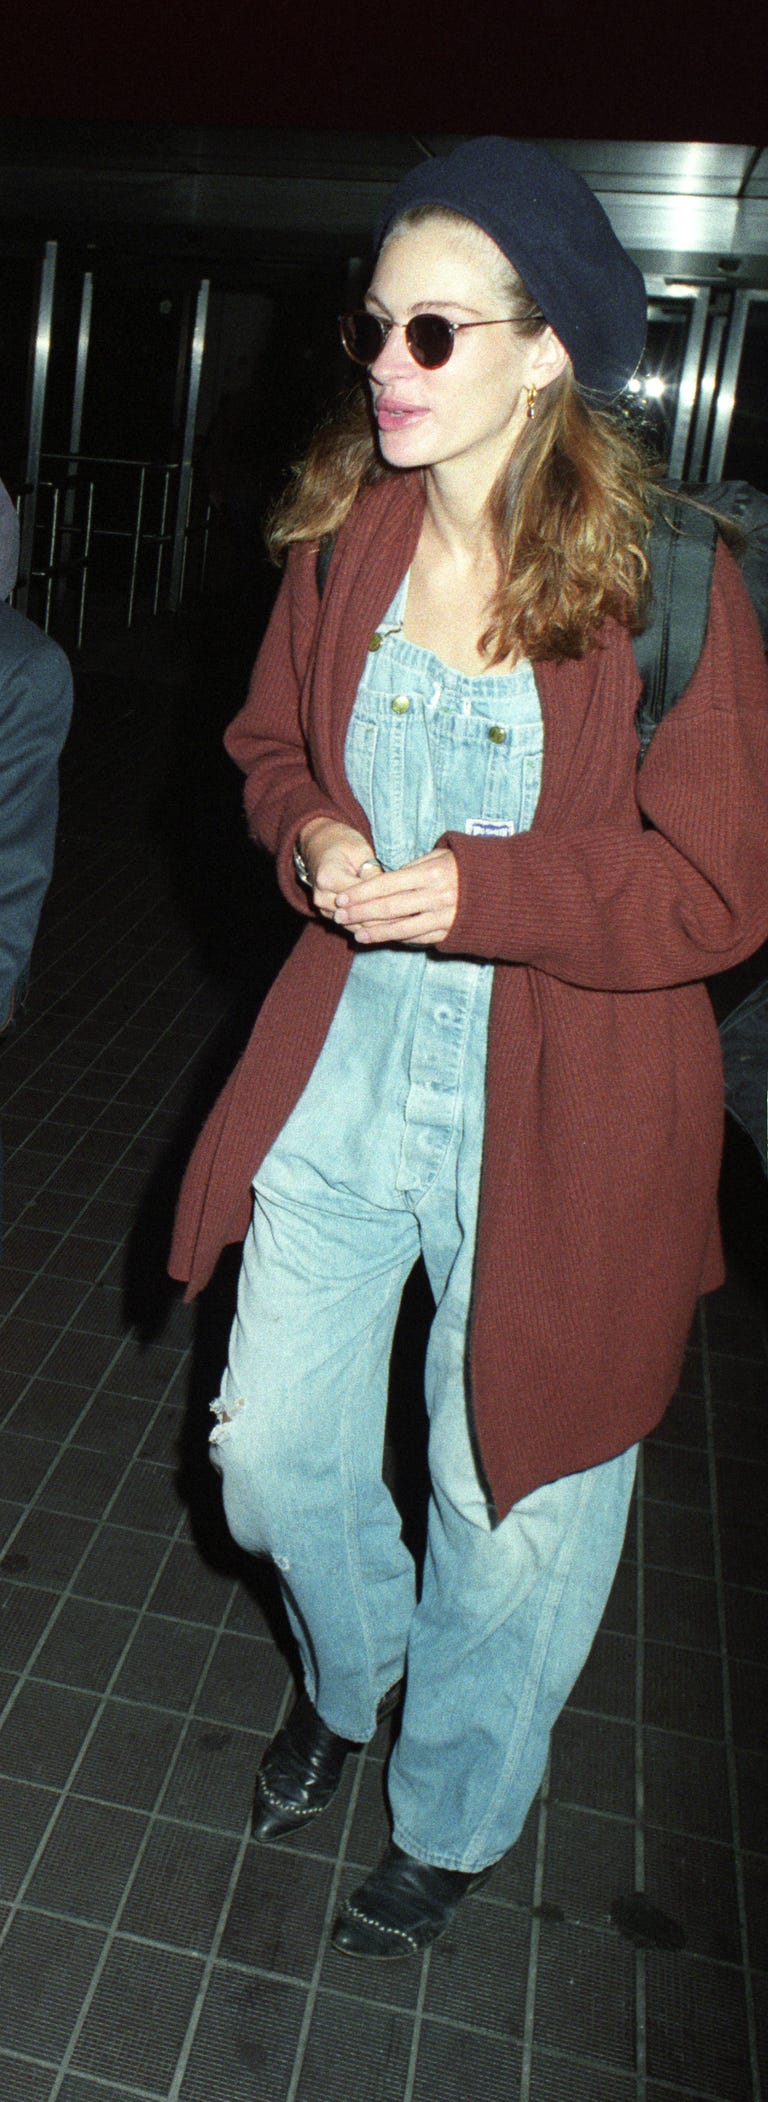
[{"left": 209, "top": 1394, "right": 245, "bottom": 1447}]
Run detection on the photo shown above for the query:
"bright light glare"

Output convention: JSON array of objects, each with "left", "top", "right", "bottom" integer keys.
[{"left": 644, "top": 375, "right": 666, "bottom": 400}]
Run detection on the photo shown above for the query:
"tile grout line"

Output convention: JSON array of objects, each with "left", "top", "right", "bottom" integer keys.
[
  {"left": 0, "top": 1516, "right": 189, "bottom": 1951},
  {"left": 3, "top": 973, "right": 213, "bottom": 1141},
  {"left": 0, "top": 1317, "right": 178, "bottom": 1582},
  {"left": 1, "top": 783, "right": 263, "bottom": 2094},
  {"left": 517, "top": 1761, "right": 550, "bottom": 2101},
  {"left": 161, "top": 1814, "right": 258, "bottom": 2102},
  {"left": 699, "top": 1297, "right": 764, "bottom": 2102},
  {"left": 0, "top": 995, "right": 221, "bottom": 1337},
  {"left": 13, "top": 890, "right": 169, "bottom": 1041},
  {"left": 2, "top": 964, "right": 212, "bottom": 1176},
  {"left": 42, "top": 1580, "right": 248, "bottom": 2102},
  {"left": 22, "top": 869, "right": 168, "bottom": 998},
  {"left": 0, "top": 1351, "right": 194, "bottom": 1884},
  {"left": 400, "top": 1942, "right": 433, "bottom": 2102},
  {"left": 8, "top": 867, "right": 159, "bottom": 1018},
  {"left": 280, "top": 1744, "right": 388, "bottom": 2102},
  {"left": 0, "top": 2047, "right": 163, "bottom": 2102},
  {"left": 1, "top": 924, "right": 200, "bottom": 1115},
  {"left": 0, "top": 1271, "right": 177, "bottom": 1411}
]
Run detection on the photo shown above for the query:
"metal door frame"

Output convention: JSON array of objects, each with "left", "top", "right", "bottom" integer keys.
[{"left": 12, "top": 240, "right": 765, "bottom": 635}]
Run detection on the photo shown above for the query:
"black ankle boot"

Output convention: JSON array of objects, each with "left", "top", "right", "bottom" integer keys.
[
  {"left": 252, "top": 1693, "right": 355, "bottom": 1841},
  {"left": 252, "top": 1683, "right": 402, "bottom": 1843},
  {"left": 331, "top": 1841, "right": 492, "bottom": 1958}
]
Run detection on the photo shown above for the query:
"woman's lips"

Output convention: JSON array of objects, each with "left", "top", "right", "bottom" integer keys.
[{"left": 375, "top": 400, "right": 430, "bottom": 432}]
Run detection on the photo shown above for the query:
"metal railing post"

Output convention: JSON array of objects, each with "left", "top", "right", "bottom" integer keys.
[
  {"left": 667, "top": 289, "right": 710, "bottom": 482},
  {"left": 127, "top": 464, "right": 147, "bottom": 626},
  {"left": 43, "top": 482, "right": 59, "bottom": 632},
  {"left": 16, "top": 240, "right": 57, "bottom": 616},
  {"left": 688, "top": 314, "right": 727, "bottom": 483},
  {"left": 76, "top": 481, "right": 95, "bottom": 651},
  {"left": 153, "top": 468, "right": 171, "bottom": 614},
  {"left": 168, "top": 277, "right": 209, "bottom": 612},
  {"left": 704, "top": 288, "right": 760, "bottom": 483},
  {"left": 59, "top": 269, "right": 93, "bottom": 586}
]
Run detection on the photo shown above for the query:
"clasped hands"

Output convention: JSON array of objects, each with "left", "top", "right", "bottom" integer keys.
[{"left": 299, "top": 818, "right": 458, "bottom": 947}]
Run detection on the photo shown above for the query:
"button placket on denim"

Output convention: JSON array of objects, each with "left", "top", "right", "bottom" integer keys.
[
  {"left": 339, "top": 573, "right": 544, "bottom": 1208},
  {"left": 349, "top": 595, "right": 543, "bottom": 863},
  {"left": 396, "top": 958, "right": 487, "bottom": 1197}
]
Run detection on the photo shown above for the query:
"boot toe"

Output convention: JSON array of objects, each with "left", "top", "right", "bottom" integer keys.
[
  {"left": 251, "top": 1693, "right": 355, "bottom": 1842},
  {"left": 331, "top": 1843, "right": 492, "bottom": 1959},
  {"left": 251, "top": 1683, "right": 404, "bottom": 1844}
]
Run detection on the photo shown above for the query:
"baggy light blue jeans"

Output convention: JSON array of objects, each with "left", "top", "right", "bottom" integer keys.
[{"left": 210, "top": 583, "right": 637, "bottom": 1871}]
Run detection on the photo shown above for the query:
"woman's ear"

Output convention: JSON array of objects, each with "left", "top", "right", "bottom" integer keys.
[{"left": 531, "top": 327, "right": 570, "bottom": 393}]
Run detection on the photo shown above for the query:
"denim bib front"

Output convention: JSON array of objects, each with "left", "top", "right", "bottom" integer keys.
[
  {"left": 323, "top": 570, "right": 543, "bottom": 1199},
  {"left": 346, "top": 570, "right": 543, "bottom": 872}
]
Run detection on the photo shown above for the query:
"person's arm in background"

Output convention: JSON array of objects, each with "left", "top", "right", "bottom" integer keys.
[{"left": 0, "top": 479, "right": 73, "bottom": 1032}]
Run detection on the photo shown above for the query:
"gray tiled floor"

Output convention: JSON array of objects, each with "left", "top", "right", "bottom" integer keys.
[{"left": 1, "top": 609, "right": 766, "bottom": 2100}]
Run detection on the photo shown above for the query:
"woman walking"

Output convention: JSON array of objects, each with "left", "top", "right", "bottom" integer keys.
[{"left": 171, "top": 138, "right": 768, "bottom": 1959}]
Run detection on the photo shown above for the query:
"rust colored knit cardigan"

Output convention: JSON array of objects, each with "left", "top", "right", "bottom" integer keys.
[{"left": 170, "top": 474, "right": 768, "bottom": 1516}]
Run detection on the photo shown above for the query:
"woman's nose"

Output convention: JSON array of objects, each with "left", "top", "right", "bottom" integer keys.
[{"left": 369, "top": 324, "right": 415, "bottom": 384}]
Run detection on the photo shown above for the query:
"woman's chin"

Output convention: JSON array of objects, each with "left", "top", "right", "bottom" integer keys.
[{"left": 376, "top": 427, "right": 434, "bottom": 471}]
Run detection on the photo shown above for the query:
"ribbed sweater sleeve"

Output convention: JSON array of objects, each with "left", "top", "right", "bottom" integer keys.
[
  {"left": 439, "top": 545, "right": 768, "bottom": 989},
  {"left": 222, "top": 478, "right": 425, "bottom": 915},
  {"left": 224, "top": 543, "right": 351, "bottom": 914}
]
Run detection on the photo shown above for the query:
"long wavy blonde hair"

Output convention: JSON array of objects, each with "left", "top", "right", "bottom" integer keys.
[{"left": 266, "top": 205, "right": 659, "bottom": 664}]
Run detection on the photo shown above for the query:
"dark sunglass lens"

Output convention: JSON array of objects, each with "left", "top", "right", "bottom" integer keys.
[
  {"left": 340, "top": 312, "right": 387, "bottom": 364},
  {"left": 407, "top": 315, "right": 454, "bottom": 368}
]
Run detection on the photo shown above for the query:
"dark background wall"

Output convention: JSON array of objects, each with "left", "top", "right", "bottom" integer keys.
[{"left": 3, "top": 0, "right": 766, "bottom": 143}]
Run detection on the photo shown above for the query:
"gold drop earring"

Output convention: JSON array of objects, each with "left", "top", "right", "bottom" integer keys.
[{"left": 526, "top": 385, "right": 538, "bottom": 420}]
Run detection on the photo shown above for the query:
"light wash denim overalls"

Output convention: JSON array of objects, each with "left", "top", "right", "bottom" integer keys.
[{"left": 212, "top": 573, "right": 637, "bottom": 1871}]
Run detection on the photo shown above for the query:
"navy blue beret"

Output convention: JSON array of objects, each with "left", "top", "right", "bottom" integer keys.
[{"left": 375, "top": 137, "right": 647, "bottom": 399}]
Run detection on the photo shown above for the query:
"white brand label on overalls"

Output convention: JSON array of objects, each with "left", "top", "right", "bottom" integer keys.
[{"left": 465, "top": 819, "right": 516, "bottom": 837}]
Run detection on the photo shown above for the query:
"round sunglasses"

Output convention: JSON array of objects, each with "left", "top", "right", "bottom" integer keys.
[{"left": 339, "top": 309, "right": 512, "bottom": 371}]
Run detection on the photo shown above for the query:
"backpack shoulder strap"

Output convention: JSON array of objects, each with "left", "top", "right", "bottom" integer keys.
[
  {"left": 635, "top": 497, "right": 718, "bottom": 762},
  {"left": 687, "top": 480, "right": 768, "bottom": 645}
]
